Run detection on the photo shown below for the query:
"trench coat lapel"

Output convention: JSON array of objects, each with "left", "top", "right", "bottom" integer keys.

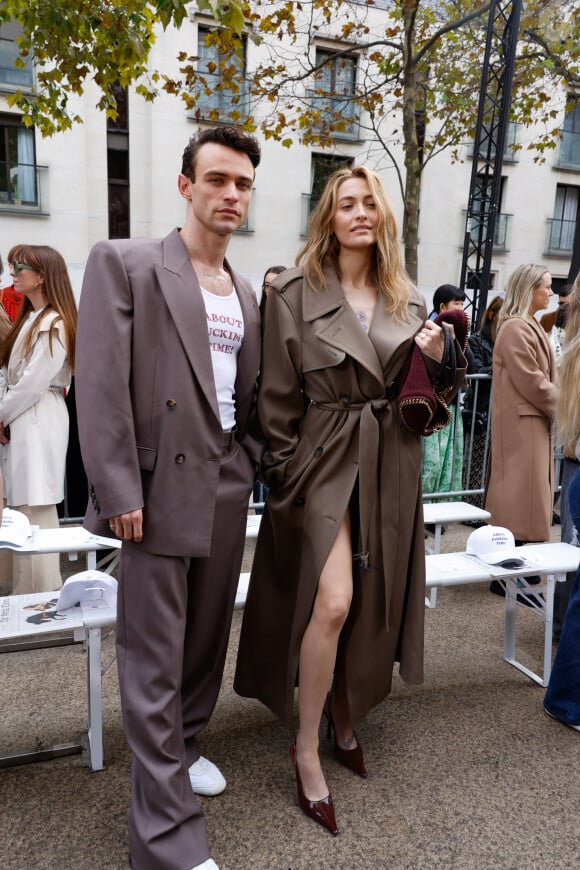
[
  {"left": 155, "top": 229, "right": 220, "bottom": 421},
  {"left": 302, "top": 267, "right": 385, "bottom": 388},
  {"left": 370, "top": 292, "right": 425, "bottom": 384}
]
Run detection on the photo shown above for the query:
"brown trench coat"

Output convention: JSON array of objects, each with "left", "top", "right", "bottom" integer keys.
[
  {"left": 484, "top": 315, "right": 557, "bottom": 542},
  {"left": 234, "top": 266, "right": 466, "bottom": 727}
]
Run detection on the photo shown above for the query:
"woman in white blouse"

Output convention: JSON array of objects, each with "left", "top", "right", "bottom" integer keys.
[{"left": 0, "top": 245, "right": 77, "bottom": 594}]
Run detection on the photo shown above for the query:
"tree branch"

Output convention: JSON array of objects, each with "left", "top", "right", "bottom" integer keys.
[
  {"left": 414, "top": 2, "right": 492, "bottom": 66},
  {"left": 521, "top": 29, "right": 580, "bottom": 86}
]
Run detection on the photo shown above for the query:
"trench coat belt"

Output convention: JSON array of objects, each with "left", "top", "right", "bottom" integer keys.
[
  {"left": 311, "top": 390, "right": 396, "bottom": 625},
  {"left": 4, "top": 384, "right": 66, "bottom": 397}
]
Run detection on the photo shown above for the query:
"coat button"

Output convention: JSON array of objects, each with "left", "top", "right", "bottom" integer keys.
[
  {"left": 166, "top": 399, "right": 177, "bottom": 409},
  {"left": 340, "top": 395, "right": 352, "bottom": 407},
  {"left": 314, "top": 446, "right": 323, "bottom": 457},
  {"left": 175, "top": 453, "right": 185, "bottom": 464},
  {"left": 294, "top": 496, "right": 305, "bottom": 506}
]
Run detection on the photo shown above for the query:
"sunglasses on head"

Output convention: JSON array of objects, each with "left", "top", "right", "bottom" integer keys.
[{"left": 10, "top": 260, "right": 37, "bottom": 275}]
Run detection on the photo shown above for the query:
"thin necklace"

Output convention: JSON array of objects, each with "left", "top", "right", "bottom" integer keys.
[{"left": 201, "top": 269, "right": 227, "bottom": 281}]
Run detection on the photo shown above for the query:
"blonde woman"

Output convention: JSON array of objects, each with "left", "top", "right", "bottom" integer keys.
[
  {"left": 0, "top": 245, "right": 77, "bottom": 594},
  {"left": 485, "top": 265, "right": 557, "bottom": 554},
  {"left": 235, "top": 166, "right": 466, "bottom": 834},
  {"left": 544, "top": 271, "right": 580, "bottom": 729}
]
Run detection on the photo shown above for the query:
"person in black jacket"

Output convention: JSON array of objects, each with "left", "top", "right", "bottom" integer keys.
[{"left": 463, "top": 295, "right": 503, "bottom": 507}]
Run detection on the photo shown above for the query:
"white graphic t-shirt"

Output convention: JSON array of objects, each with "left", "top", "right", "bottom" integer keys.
[{"left": 201, "top": 286, "right": 245, "bottom": 431}]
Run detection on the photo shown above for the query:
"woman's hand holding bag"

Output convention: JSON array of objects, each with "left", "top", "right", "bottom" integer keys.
[{"left": 398, "top": 308, "right": 468, "bottom": 436}]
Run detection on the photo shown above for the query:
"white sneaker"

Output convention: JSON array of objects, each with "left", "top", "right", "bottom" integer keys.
[
  {"left": 188, "top": 756, "right": 226, "bottom": 796},
  {"left": 544, "top": 707, "right": 580, "bottom": 732},
  {"left": 189, "top": 860, "right": 219, "bottom": 870}
]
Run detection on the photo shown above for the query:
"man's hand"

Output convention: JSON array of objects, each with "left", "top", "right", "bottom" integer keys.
[
  {"left": 0, "top": 422, "right": 9, "bottom": 445},
  {"left": 108, "top": 510, "right": 143, "bottom": 542}
]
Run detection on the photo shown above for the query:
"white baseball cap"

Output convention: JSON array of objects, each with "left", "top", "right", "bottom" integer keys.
[
  {"left": 466, "top": 525, "right": 525, "bottom": 567},
  {"left": 56, "top": 570, "right": 117, "bottom": 611}
]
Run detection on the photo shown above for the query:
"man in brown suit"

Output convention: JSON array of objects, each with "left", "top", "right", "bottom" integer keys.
[{"left": 75, "top": 127, "right": 261, "bottom": 870}]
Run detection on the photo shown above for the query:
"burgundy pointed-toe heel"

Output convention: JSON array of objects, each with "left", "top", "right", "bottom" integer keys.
[
  {"left": 323, "top": 694, "right": 368, "bottom": 778},
  {"left": 289, "top": 744, "right": 339, "bottom": 836}
]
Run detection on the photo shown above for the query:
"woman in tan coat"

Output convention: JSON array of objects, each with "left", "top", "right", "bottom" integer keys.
[
  {"left": 235, "top": 167, "right": 466, "bottom": 835},
  {"left": 485, "top": 264, "right": 557, "bottom": 549}
]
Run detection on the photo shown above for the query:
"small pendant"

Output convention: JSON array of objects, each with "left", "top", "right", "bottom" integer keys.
[{"left": 355, "top": 310, "right": 369, "bottom": 332}]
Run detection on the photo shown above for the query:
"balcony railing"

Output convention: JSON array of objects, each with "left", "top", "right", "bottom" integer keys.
[
  {"left": 0, "top": 162, "right": 49, "bottom": 215},
  {"left": 306, "top": 91, "right": 361, "bottom": 141},
  {"left": 469, "top": 122, "right": 520, "bottom": 163},
  {"left": 0, "top": 38, "right": 34, "bottom": 90},
  {"left": 462, "top": 210, "right": 512, "bottom": 252},
  {"left": 545, "top": 218, "right": 576, "bottom": 255},
  {"left": 555, "top": 129, "right": 580, "bottom": 170},
  {"left": 188, "top": 77, "right": 249, "bottom": 125}
]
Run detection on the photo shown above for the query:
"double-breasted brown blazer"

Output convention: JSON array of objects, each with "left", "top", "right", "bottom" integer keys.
[
  {"left": 75, "top": 228, "right": 261, "bottom": 555},
  {"left": 484, "top": 315, "right": 557, "bottom": 542},
  {"left": 234, "top": 266, "right": 466, "bottom": 726}
]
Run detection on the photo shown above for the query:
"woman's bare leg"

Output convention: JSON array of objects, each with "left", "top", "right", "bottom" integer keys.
[{"left": 295, "top": 512, "right": 353, "bottom": 800}]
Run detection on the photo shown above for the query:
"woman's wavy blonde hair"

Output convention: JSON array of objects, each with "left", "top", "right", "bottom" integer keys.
[
  {"left": 1, "top": 244, "right": 77, "bottom": 372},
  {"left": 296, "top": 166, "right": 412, "bottom": 321},
  {"left": 556, "top": 271, "right": 580, "bottom": 449},
  {"left": 497, "top": 264, "right": 550, "bottom": 329}
]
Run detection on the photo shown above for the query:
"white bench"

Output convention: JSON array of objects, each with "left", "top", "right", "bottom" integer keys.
[
  {"left": 245, "top": 503, "right": 492, "bottom": 609},
  {"left": 34, "top": 527, "right": 122, "bottom": 573},
  {"left": 245, "top": 515, "right": 261, "bottom": 539},
  {"left": 240, "top": 503, "right": 493, "bottom": 611},
  {"left": 4, "top": 526, "right": 122, "bottom": 576},
  {"left": 0, "top": 529, "right": 121, "bottom": 772},
  {"left": 423, "top": 501, "right": 491, "bottom": 607},
  {"left": 237, "top": 542, "right": 579, "bottom": 687},
  {"left": 426, "top": 542, "right": 580, "bottom": 686},
  {"left": 0, "top": 590, "right": 116, "bottom": 772}
]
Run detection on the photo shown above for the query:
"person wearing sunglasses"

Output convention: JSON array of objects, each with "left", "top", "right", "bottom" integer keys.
[
  {"left": 0, "top": 244, "right": 77, "bottom": 594},
  {"left": 0, "top": 252, "right": 24, "bottom": 335}
]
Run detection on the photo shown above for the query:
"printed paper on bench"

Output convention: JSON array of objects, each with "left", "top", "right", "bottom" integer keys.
[
  {"left": 485, "top": 557, "right": 545, "bottom": 577},
  {"left": 0, "top": 592, "right": 85, "bottom": 639},
  {"left": 427, "top": 552, "right": 492, "bottom": 579},
  {"left": 428, "top": 551, "right": 543, "bottom": 579},
  {"left": 464, "top": 551, "right": 545, "bottom": 577}
]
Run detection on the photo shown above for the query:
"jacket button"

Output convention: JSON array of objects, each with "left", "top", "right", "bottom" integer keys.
[
  {"left": 175, "top": 453, "right": 185, "bottom": 464},
  {"left": 314, "top": 446, "right": 323, "bottom": 457},
  {"left": 166, "top": 399, "right": 177, "bottom": 409},
  {"left": 294, "top": 496, "right": 305, "bottom": 507},
  {"left": 340, "top": 395, "right": 352, "bottom": 407}
]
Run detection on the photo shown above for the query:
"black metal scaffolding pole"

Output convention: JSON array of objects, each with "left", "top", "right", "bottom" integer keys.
[{"left": 459, "top": 0, "right": 523, "bottom": 330}]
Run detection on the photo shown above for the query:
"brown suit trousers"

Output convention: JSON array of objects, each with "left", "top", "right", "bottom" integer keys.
[{"left": 117, "top": 439, "right": 253, "bottom": 869}]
